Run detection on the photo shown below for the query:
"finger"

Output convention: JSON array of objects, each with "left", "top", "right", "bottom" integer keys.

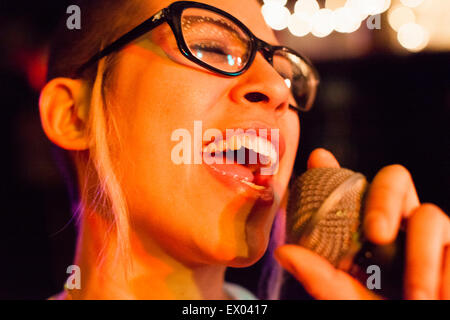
[
  {"left": 363, "top": 165, "right": 420, "bottom": 244},
  {"left": 404, "top": 204, "right": 450, "bottom": 300},
  {"left": 307, "top": 148, "right": 340, "bottom": 169},
  {"left": 441, "top": 246, "right": 450, "bottom": 300},
  {"left": 275, "top": 245, "right": 381, "bottom": 300}
]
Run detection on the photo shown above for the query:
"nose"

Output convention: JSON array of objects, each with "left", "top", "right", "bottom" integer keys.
[{"left": 229, "top": 53, "right": 291, "bottom": 116}]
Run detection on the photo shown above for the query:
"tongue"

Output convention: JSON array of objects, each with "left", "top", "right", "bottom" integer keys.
[
  {"left": 253, "top": 173, "right": 272, "bottom": 187},
  {"left": 204, "top": 154, "right": 254, "bottom": 182}
]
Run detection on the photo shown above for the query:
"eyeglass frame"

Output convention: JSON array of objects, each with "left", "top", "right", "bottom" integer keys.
[{"left": 75, "top": 0, "right": 320, "bottom": 112}]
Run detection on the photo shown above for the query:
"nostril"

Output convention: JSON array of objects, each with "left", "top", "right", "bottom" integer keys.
[{"left": 244, "top": 92, "right": 269, "bottom": 103}]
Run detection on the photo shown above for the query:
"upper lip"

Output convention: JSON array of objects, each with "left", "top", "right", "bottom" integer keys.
[{"left": 201, "top": 122, "right": 286, "bottom": 167}]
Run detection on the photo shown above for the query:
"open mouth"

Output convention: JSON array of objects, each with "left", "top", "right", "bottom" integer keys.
[{"left": 201, "top": 129, "right": 283, "bottom": 200}]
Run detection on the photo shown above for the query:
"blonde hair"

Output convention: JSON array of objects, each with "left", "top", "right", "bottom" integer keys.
[
  {"left": 46, "top": 0, "right": 148, "bottom": 277},
  {"left": 79, "top": 57, "right": 133, "bottom": 274}
]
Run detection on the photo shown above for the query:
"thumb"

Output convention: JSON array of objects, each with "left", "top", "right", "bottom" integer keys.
[
  {"left": 307, "top": 148, "right": 340, "bottom": 169},
  {"left": 275, "top": 245, "right": 381, "bottom": 300}
]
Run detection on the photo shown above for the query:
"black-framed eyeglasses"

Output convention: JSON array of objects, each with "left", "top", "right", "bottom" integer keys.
[{"left": 76, "top": 1, "right": 319, "bottom": 112}]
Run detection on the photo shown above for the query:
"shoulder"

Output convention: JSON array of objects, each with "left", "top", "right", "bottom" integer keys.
[{"left": 224, "top": 282, "right": 258, "bottom": 300}]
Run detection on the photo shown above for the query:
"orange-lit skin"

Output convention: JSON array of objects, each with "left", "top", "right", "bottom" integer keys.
[{"left": 39, "top": 0, "right": 450, "bottom": 300}]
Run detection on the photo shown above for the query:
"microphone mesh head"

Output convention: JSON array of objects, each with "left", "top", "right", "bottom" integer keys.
[{"left": 286, "top": 168, "right": 368, "bottom": 267}]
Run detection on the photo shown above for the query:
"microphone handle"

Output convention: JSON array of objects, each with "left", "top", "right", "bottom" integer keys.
[{"left": 348, "top": 229, "right": 406, "bottom": 300}]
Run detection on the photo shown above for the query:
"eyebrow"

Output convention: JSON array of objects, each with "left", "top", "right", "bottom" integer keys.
[
  {"left": 182, "top": 15, "right": 249, "bottom": 43},
  {"left": 184, "top": 15, "right": 281, "bottom": 48}
]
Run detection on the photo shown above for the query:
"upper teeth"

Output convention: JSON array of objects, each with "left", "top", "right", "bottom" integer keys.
[{"left": 203, "top": 133, "right": 278, "bottom": 168}]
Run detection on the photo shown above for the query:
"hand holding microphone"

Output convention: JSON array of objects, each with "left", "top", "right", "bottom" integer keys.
[
  {"left": 286, "top": 166, "right": 406, "bottom": 299},
  {"left": 275, "top": 149, "right": 450, "bottom": 300}
]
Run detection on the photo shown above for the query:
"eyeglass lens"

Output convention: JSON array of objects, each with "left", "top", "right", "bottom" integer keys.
[{"left": 180, "top": 7, "right": 316, "bottom": 111}]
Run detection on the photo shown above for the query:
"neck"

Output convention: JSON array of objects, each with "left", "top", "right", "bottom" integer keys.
[{"left": 65, "top": 208, "right": 231, "bottom": 300}]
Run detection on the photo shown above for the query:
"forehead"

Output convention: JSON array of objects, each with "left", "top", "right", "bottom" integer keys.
[{"left": 144, "top": 0, "right": 280, "bottom": 45}]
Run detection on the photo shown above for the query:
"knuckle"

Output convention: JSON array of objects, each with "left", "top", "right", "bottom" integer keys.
[
  {"left": 420, "top": 203, "right": 442, "bottom": 213},
  {"left": 414, "top": 203, "right": 446, "bottom": 220},
  {"left": 384, "top": 164, "right": 412, "bottom": 180}
]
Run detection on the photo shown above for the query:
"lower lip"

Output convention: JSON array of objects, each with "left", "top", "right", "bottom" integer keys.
[{"left": 202, "top": 154, "right": 274, "bottom": 204}]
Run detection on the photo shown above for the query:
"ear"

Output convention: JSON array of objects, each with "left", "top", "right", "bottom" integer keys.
[{"left": 39, "top": 78, "right": 90, "bottom": 150}]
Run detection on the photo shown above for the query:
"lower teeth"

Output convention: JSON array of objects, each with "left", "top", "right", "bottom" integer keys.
[
  {"left": 240, "top": 179, "right": 266, "bottom": 191},
  {"left": 208, "top": 163, "right": 266, "bottom": 191}
]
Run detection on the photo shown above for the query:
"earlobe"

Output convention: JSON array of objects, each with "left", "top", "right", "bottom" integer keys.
[{"left": 39, "top": 78, "right": 90, "bottom": 150}]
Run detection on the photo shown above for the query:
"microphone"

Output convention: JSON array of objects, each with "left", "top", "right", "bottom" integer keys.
[{"left": 286, "top": 167, "right": 406, "bottom": 299}]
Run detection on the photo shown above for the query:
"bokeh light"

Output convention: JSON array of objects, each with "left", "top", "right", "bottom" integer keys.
[
  {"left": 344, "top": 0, "right": 369, "bottom": 21},
  {"left": 311, "top": 8, "right": 335, "bottom": 37},
  {"left": 259, "top": 0, "right": 447, "bottom": 52},
  {"left": 333, "top": 6, "right": 362, "bottom": 33},
  {"left": 263, "top": 0, "right": 288, "bottom": 5},
  {"left": 400, "top": 0, "right": 425, "bottom": 8},
  {"left": 360, "top": 0, "right": 391, "bottom": 15},
  {"left": 388, "top": 6, "right": 416, "bottom": 31},
  {"left": 288, "top": 12, "right": 313, "bottom": 36},
  {"left": 262, "top": 2, "right": 290, "bottom": 30},
  {"left": 397, "top": 22, "right": 430, "bottom": 51},
  {"left": 294, "top": 0, "right": 320, "bottom": 15}
]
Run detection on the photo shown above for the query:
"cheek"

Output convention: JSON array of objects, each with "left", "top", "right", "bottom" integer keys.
[
  {"left": 103, "top": 47, "right": 301, "bottom": 265},
  {"left": 116, "top": 44, "right": 229, "bottom": 116},
  {"left": 277, "top": 112, "right": 300, "bottom": 190},
  {"left": 107, "top": 49, "right": 254, "bottom": 262}
]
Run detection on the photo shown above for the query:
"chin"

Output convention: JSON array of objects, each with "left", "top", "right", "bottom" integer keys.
[
  {"left": 227, "top": 252, "right": 266, "bottom": 268},
  {"left": 226, "top": 237, "right": 271, "bottom": 268},
  {"left": 195, "top": 232, "right": 269, "bottom": 267}
]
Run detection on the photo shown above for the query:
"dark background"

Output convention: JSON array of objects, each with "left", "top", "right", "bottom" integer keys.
[{"left": 0, "top": 1, "right": 448, "bottom": 299}]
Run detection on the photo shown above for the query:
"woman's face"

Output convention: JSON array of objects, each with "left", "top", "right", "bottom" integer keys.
[{"left": 108, "top": 0, "right": 300, "bottom": 267}]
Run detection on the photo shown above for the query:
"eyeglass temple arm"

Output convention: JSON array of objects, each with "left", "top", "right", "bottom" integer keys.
[{"left": 75, "top": 9, "right": 167, "bottom": 77}]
